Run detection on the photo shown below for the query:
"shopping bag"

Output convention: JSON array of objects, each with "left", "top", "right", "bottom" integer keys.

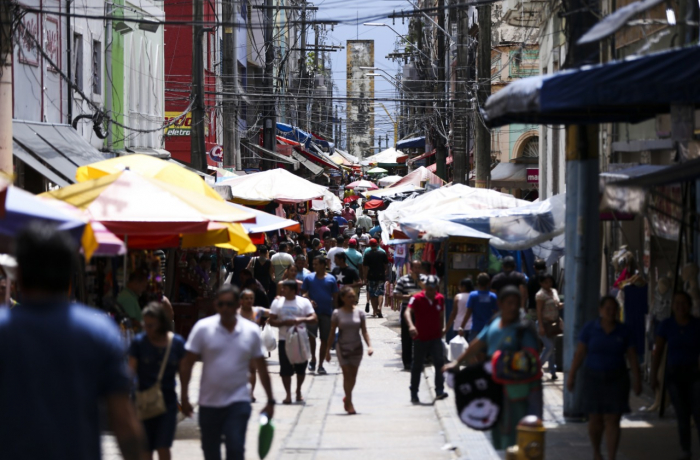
[
  {"left": 258, "top": 412, "right": 275, "bottom": 459},
  {"left": 261, "top": 324, "right": 277, "bottom": 352},
  {"left": 448, "top": 362, "right": 503, "bottom": 431},
  {"left": 285, "top": 325, "right": 311, "bottom": 364},
  {"left": 449, "top": 335, "right": 468, "bottom": 361}
]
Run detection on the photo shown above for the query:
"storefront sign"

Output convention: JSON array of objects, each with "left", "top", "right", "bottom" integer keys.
[
  {"left": 164, "top": 111, "right": 192, "bottom": 136},
  {"left": 527, "top": 168, "right": 539, "bottom": 183},
  {"left": 209, "top": 145, "right": 223, "bottom": 164}
]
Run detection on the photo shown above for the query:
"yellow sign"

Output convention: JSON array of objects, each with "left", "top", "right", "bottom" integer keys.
[{"left": 164, "top": 111, "right": 192, "bottom": 136}]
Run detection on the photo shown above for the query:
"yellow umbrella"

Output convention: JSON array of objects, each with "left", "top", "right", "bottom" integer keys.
[
  {"left": 76, "top": 154, "right": 223, "bottom": 202},
  {"left": 181, "top": 222, "right": 256, "bottom": 254}
]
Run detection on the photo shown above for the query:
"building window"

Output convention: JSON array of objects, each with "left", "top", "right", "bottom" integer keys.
[
  {"left": 509, "top": 49, "right": 539, "bottom": 78},
  {"left": 73, "top": 33, "right": 83, "bottom": 91},
  {"left": 92, "top": 40, "right": 102, "bottom": 94}
]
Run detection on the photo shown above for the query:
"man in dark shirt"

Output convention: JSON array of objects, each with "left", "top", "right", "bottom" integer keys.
[
  {"left": 0, "top": 223, "right": 145, "bottom": 460},
  {"left": 526, "top": 259, "right": 547, "bottom": 318},
  {"left": 393, "top": 260, "right": 426, "bottom": 370},
  {"left": 491, "top": 256, "right": 528, "bottom": 311},
  {"left": 331, "top": 252, "right": 362, "bottom": 290},
  {"left": 307, "top": 238, "right": 324, "bottom": 272},
  {"left": 363, "top": 238, "right": 389, "bottom": 318}
]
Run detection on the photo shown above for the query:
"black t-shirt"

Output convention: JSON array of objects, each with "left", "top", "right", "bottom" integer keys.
[
  {"left": 363, "top": 249, "right": 389, "bottom": 281},
  {"left": 331, "top": 266, "right": 360, "bottom": 288},
  {"left": 491, "top": 270, "right": 527, "bottom": 293},
  {"left": 307, "top": 249, "right": 323, "bottom": 271}
]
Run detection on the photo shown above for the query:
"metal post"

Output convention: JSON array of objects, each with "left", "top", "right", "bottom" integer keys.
[
  {"left": 105, "top": 5, "right": 113, "bottom": 150},
  {"left": 222, "top": 0, "right": 235, "bottom": 167},
  {"left": 453, "top": 4, "right": 468, "bottom": 184},
  {"left": 474, "top": 3, "right": 491, "bottom": 188},
  {"left": 299, "top": 3, "right": 307, "bottom": 130},
  {"left": 191, "top": 0, "right": 207, "bottom": 172},
  {"left": 435, "top": 0, "right": 447, "bottom": 180},
  {"left": 233, "top": 0, "right": 241, "bottom": 170},
  {"left": 0, "top": 1, "right": 13, "bottom": 175},
  {"left": 262, "top": 0, "right": 276, "bottom": 156},
  {"left": 67, "top": 0, "right": 73, "bottom": 125}
]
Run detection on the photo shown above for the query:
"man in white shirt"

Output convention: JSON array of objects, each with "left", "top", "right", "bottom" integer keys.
[
  {"left": 327, "top": 236, "right": 346, "bottom": 271},
  {"left": 271, "top": 242, "right": 295, "bottom": 282},
  {"left": 356, "top": 213, "right": 373, "bottom": 232},
  {"left": 269, "top": 280, "right": 318, "bottom": 404},
  {"left": 180, "top": 285, "right": 274, "bottom": 460}
]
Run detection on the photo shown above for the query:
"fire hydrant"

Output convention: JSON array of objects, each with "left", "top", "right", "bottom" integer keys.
[{"left": 505, "top": 416, "right": 545, "bottom": 460}]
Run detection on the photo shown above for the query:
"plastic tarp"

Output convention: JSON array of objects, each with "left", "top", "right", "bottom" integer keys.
[
  {"left": 483, "top": 46, "right": 700, "bottom": 128},
  {"left": 229, "top": 203, "right": 301, "bottom": 233},
  {"left": 577, "top": 0, "right": 664, "bottom": 44},
  {"left": 490, "top": 163, "right": 532, "bottom": 189},
  {"left": 276, "top": 122, "right": 294, "bottom": 133},
  {"left": 362, "top": 147, "right": 408, "bottom": 166},
  {"left": 390, "top": 166, "right": 444, "bottom": 188},
  {"left": 363, "top": 184, "right": 422, "bottom": 199},
  {"left": 334, "top": 149, "right": 360, "bottom": 165},
  {"left": 427, "top": 155, "right": 453, "bottom": 172},
  {"left": 378, "top": 175, "right": 404, "bottom": 187},
  {"left": 397, "top": 193, "right": 567, "bottom": 265},
  {"left": 396, "top": 136, "right": 425, "bottom": 150}
]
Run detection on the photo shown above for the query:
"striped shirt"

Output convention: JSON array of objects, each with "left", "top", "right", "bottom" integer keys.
[{"left": 393, "top": 274, "right": 425, "bottom": 306}]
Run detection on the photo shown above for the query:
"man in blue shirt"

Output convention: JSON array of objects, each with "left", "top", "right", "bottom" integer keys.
[
  {"left": 0, "top": 223, "right": 145, "bottom": 460},
  {"left": 302, "top": 256, "right": 339, "bottom": 375},
  {"left": 459, "top": 273, "right": 499, "bottom": 341}
]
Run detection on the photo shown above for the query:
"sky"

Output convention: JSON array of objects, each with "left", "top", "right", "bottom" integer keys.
[{"left": 315, "top": 0, "right": 410, "bottom": 151}]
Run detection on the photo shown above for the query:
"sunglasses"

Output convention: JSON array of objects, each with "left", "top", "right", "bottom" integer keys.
[{"left": 217, "top": 301, "right": 236, "bottom": 308}]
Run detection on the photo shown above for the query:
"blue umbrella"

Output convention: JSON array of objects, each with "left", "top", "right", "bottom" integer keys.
[
  {"left": 228, "top": 203, "right": 300, "bottom": 234},
  {"left": 0, "top": 187, "right": 86, "bottom": 243}
]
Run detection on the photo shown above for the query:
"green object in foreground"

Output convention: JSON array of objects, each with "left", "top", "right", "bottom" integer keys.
[{"left": 258, "top": 413, "right": 275, "bottom": 459}]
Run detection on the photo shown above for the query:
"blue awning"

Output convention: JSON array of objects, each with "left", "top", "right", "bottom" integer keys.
[
  {"left": 396, "top": 136, "right": 425, "bottom": 149},
  {"left": 276, "top": 122, "right": 293, "bottom": 133},
  {"left": 483, "top": 46, "right": 700, "bottom": 127}
]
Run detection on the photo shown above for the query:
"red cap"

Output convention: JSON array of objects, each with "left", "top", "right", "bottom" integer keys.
[
  {"left": 369, "top": 238, "right": 378, "bottom": 246},
  {"left": 348, "top": 239, "right": 358, "bottom": 246}
]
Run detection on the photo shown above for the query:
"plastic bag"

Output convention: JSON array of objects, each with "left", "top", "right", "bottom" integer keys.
[
  {"left": 261, "top": 324, "right": 277, "bottom": 352},
  {"left": 449, "top": 335, "right": 468, "bottom": 361},
  {"left": 285, "top": 325, "right": 311, "bottom": 364}
]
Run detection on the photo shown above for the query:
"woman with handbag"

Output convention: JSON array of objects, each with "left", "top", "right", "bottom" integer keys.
[
  {"left": 325, "top": 287, "right": 374, "bottom": 414},
  {"left": 535, "top": 274, "right": 563, "bottom": 380},
  {"left": 443, "top": 285, "right": 542, "bottom": 450},
  {"left": 129, "top": 302, "right": 186, "bottom": 460},
  {"left": 567, "top": 296, "right": 641, "bottom": 460}
]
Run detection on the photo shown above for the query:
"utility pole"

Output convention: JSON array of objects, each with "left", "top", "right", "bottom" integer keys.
[
  {"left": 232, "top": 0, "right": 241, "bottom": 170},
  {"left": 474, "top": 3, "right": 491, "bottom": 188},
  {"left": 453, "top": 3, "right": 468, "bottom": 185},
  {"left": 312, "top": 25, "right": 320, "bottom": 134},
  {"left": 298, "top": 3, "right": 308, "bottom": 131},
  {"left": 262, "top": 0, "right": 276, "bottom": 156},
  {"left": 105, "top": 5, "right": 114, "bottom": 151},
  {"left": 222, "top": 0, "right": 235, "bottom": 167},
  {"left": 0, "top": 1, "right": 13, "bottom": 175},
  {"left": 191, "top": 0, "right": 207, "bottom": 172},
  {"left": 434, "top": 0, "right": 447, "bottom": 180},
  {"left": 562, "top": 0, "right": 601, "bottom": 418}
]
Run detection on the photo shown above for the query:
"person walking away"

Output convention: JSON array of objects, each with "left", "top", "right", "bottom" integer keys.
[
  {"left": 239, "top": 289, "right": 270, "bottom": 401},
  {"left": 302, "top": 256, "right": 339, "bottom": 374},
  {"left": 393, "top": 260, "right": 426, "bottom": 370},
  {"left": 332, "top": 252, "right": 362, "bottom": 291},
  {"left": 356, "top": 211, "right": 372, "bottom": 232},
  {"left": 331, "top": 213, "right": 347, "bottom": 238},
  {"left": 327, "top": 236, "right": 346, "bottom": 271},
  {"left": 652, "top": 292, "right": 700, "bottom": 460},
  {"left": 0, "top": 223, "right": 145, "bottom": 460},
  {"left": 117, "top": 269, "right": 149, "bottom": 324},
  {"left": 247, "top": 245, "right": 276, "bottom": 306},
  {"left": 277, "top": 264, "right": 304, "bottom": 296},
  {"left": 445, "top": 278, "right": 474, "bottom": 339},
  {"left": 318, "top": 221, "right": 331, "bottom": 241},
  {"left": 404, "top": 275, "right": 447, "bottom": 403},
  {"left": 307, "top": 239, "right": 324, "bottom": 271},
  {"left": 363, "top": 239, "right": 389, "bottom": 318},
  {"left": 325, "top": 287, "right": 374, "bottom": 414},
  {"left": 527, "top": 259, "right": 547, "bottom": 319},
  {"left": 567, "top": 296, "right": 641, "bottom": 460},
  {"left": 458, "top": 273, "right": 498, "bottom": 341},
  {"left": 536, "top": 274, "right": 563, "bottom": 380},
  {"left": 129, "top": 303, "right": 186, "bottom": 460},
  {"left": 180, "top": 285, "right": 275, "bottom": 460},
  {"left": 490, "top": 256, "right": 528, "bottom": 312},
  {"left": 271, "top": 242, "right": 295, "bottom": 284},
  {"left": 444, "top": 286, "right": 542, "bottom": 450},
  {"left": 269, "top": 280, "right": 318, "bottom": 403}
]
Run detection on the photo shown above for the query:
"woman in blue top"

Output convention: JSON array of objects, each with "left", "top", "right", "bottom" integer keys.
[
  {"left": 567, "top": 296, "right": 641, "bottom": 460},
  {"left": 444, "top": 285, "right": 542, "bottom": 450},
  {"left": 651, "top": 291, "right": 700, "bottom": 460},
  {"left": 129, "top": 302, "right": 186, "bottom": 460}
]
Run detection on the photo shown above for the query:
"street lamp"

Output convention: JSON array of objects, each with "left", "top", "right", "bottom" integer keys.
[{"left": 363, "top": 23, "right": 431, "bottom": 61}]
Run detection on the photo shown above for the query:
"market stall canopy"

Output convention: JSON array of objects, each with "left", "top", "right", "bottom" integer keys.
[
  {"left": 390, "top": 166, "right": 444, "bottom": 188},
  {"left": 489, "top": 162, "right": 535, "bottom": 189},
  {"left": 482, "top": 46, "right": 700, "bottom": 127},
  {"left": 334, "top": 149, "right": 361, "bottom": 164},
  {"left": 363, "top": 184, "right": 422, "bottom": 199},
  {"left": 397, "top": 194, "right": 566, "bottom": 265},
  {"left": 407, "top": 150, "right": 436, "bottom": 165},
  {"left": 396, "top": 136, "right": 425, "bottom": 150},
  {"left": 363, "top": 148, "right": 408, "bottom": 166},
  {"left": 218, "top": 168, "right": 341, "bottom": 211},
  {"left": 367, "top": 167, "right": 388, "bottom": 174},
  {"left": 43, "top": 170, "right": 254, "bottom": 236},
  {"left": 76, "top": 154, "right": 223, "bottom": 201},
  {"left": 291, "top": 151, "right": 325, "bottom": 175},
  {"left": 577, "top": 0, "right": 664, "bottom": 44},
  {"left": 229, "top": 203, "right": 302, "bottom": 233},
  {"left": 181, "top": 222, "right": 256, "bottom": 254},
  {"left": 13, "top": 120, "right": 107, "bottom": 187},
  {"left": 347, "top": 180, "right": 378, "bottom": 190},
  {"left": 378, "top": 175, "right": 404, "bottom": 187},
  {"left": 427, "top": 155, "right": 453, "bottom": 172}
]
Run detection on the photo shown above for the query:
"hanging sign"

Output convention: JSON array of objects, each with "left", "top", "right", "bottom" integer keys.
[{"left": 209, "top": 145, "right": 224, "bottom": 164}]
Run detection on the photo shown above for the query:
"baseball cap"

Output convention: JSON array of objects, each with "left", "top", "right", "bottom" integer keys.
[
  {"left": 369, "top": 238, "right": 378, "bottom": 246},
  {"left": 424, "top": 275, "right": 439, "bottom": 288},
  {"left": 348, "top": 238, "right": 358, "bottom": 247}
]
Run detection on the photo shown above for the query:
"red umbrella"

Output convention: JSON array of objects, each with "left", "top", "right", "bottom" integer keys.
[{"left": 346, "top": 180, "right": 378, "bottom": 190}]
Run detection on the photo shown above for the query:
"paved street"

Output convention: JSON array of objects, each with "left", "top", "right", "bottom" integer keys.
[{"left": 103, "top": 293, "right": 689, "bottom": 460}]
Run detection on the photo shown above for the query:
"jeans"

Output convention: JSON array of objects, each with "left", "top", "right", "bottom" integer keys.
[
  {"left": 538, "top": 322, "right": 556, "bottom": 375},
  {"left": 199, "top": 402, "right": 252, "bottom": 460},
  {"left": 400, "top": 304, "right": 413, "bottom": 369},
  {"left": 410, "top": 338, "right": 444, "bottom": 396},
  {"left": 666, "top": 366, "right": 700, "bottom": 453}
]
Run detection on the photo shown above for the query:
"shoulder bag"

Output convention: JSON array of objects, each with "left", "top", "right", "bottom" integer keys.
[
  {"left": 135, "top": 332, "right": 173, "bottom": 420},
  {"left": 491, "top": 322, "right": 542, "bottom": 385}
]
